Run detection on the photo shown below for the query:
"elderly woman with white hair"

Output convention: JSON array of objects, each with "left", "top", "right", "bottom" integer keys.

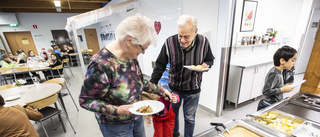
[{"left": 79, "top": 14, "right": 172, "bottom": 137}]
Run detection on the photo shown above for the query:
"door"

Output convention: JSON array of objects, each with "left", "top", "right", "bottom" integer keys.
[
  {"left": 84, "top": 29, "right": 100, "bottom": 55},
  {"left": 4, "top": 31, "right": 38, "bottom": 56},
  {"left": 295, "top": 9, "right": 320, "bottom": 74}
]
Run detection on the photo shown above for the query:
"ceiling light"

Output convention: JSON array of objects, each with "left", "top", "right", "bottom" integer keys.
[
  {"left": 56, "top": 8, "right": 62, "bottom": 12},
  {"left": 54, "top": 1, "right": 61, "bottom": 7}
]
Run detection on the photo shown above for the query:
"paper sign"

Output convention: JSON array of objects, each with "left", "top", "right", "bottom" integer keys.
[{"left": 22, "top": 40, "right": 29, "bottom": 45}]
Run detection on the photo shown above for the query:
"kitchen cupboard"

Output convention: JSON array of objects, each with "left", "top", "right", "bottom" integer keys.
[{"left": 226, "top": 63, "right": 273, "bottom": 108}]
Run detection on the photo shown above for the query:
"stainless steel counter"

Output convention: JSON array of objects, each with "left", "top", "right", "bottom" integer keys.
[{"left": 195, "top": 92, "right": 320, "bottom": 137}]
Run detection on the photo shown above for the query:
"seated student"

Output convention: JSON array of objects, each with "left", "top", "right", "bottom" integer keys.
[
  {"left": 8, "top": 52, "right": 20, "bottom": 63},
  {"left": 0, "top": 49, "right": 5, "bottom": 60},
  {"left": 27, "top": 50, "right": 43, "bottom": 63},
  {"left": 53, "top": 46, "right": 63, "bottom": 61},
  {"left": 0, "top": 53, "right": 20, "bottom": 69},
  {"left": 257, "top": 46, "right": 297, "bottom": 111},
  {"left": 16, "top": 50, "right": 27, "bottom": 63},
  {"left": 67, "top": 45, "right": 75, "bottom": 53},
  {"left": 66, "top": 45, "right": 77, "bottom": 66},
  {"left": 0, "top": 95, "right": 43, "bottom": 137},
  {"left": 43, "top": 53, "right": 63, "bottom": 80}
]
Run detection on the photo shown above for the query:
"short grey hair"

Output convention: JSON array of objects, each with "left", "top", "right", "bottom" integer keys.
[
  {"left": 115, "top": 13, "right": 156, "bottom": 46},
  {"left": 177, "top": 15, "right": 197, "bottom": 32}
]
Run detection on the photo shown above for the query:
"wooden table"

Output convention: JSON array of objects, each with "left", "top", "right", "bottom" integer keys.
[{"left": 0, "top": 83, "right": 62, "bottom": 107}]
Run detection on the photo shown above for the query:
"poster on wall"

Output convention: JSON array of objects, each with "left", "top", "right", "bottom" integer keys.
[{"left": 240, "top": 0, "right": 258, "bottom": 32}]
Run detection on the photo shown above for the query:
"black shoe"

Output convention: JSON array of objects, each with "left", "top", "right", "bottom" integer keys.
[{"left": 173, "top": 132, "right": 180, "bottom": 137}]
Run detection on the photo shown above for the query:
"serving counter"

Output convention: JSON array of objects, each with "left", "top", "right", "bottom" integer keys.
[{"left": 195, "top": 92, "right": 320, "bottom": 137}]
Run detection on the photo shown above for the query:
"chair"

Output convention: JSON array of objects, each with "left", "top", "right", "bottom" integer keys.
[
  {"left": 44, "top": 78, "right": 79, "bottom": 111},
  {"left": 81, "top": 49, "right": 91, "bottom": 64},
  {"left": 0, "top": 68, "right": 14, "bottom": 85},
  {"left": 68, "top": 53, "right": 77, "bottom": 67},
  {"left": 62, "top": 58, "right": 75, "bottom": 79},
  {"left": 11, "top": 67, "right": 34, "bottom": 84},
  {"left": 27, "top": 94, "right": 76, "bottom": 137}
]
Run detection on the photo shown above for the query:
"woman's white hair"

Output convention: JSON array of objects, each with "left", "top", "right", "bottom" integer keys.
[
  {"left": 115, "top": 13, "right": 156, "bottom": 46},
  {"left": 177, "top": 15, "right": 197, "bottom": 32},
  {"left": 47, "top": 47, "right": 54, "bottom": 53}
]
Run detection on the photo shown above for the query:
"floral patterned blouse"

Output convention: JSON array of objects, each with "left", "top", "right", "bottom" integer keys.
[{"left": 79, "top": 46, "right": 165, "bottom": 124}]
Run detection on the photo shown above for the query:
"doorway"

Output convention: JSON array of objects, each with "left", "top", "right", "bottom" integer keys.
[
  {"left": 3, "top": 31, "right": 38, "bottom": 56},
  {"left": 84, "top": 29, "right": 100, "bottom": 55}
]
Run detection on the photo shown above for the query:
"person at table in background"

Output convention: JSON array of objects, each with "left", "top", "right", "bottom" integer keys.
[
  {"left": 43, "top": 53, "right": 63, "bottom": 80},
  {"left": 16, "top": 50, "right": 27, "bottom": 63},
  {"left": 150, "top": 15, "right": 215, "bottom": 137},
  {"left": 257, "top": 46, "right": 297, "bottom": 111},
  {"left": 0, "top": 95, "right": 43, "bottom": 137},
  {"left": 0, "top": 49, "right": 5, "bottom": 60},
  {"left": 141, "top": 92, "right": 180, "bottom": 137},
  {"left": 0, "top": 53, "right": 20, "bottom": 68},
  {"left": 46, "top": 47, "right": 54, "bottom": 63},
  {"left": 67, "top": 45, "right": 75, "bottom": 53},
  {"left": 79, "top": 14, "right": 172, "bottom": 137},
  {"left": 27, "top": 50, "right": 44, "bottom": 63},
  {"left": 8, "top": 52, "right": 20, "bottom": 63},
  {"left": 67, "top": 45, "right": 77, "bottom": 66},
  {"left": 53, "top": 46, "right": 63, "bottom": 60}
]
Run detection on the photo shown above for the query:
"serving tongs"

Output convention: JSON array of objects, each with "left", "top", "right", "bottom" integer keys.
[
  {"left": 210, "top": 122, "right": 231, "bottom": 135},
  {"left": 246, "top": 114, "right": 276, "bottom": 121}
]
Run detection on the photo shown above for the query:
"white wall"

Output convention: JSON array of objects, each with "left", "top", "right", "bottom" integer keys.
[
  {"left": 0, "top": 13, "right": 77, "bottom": 54},
  {"left": 183, "top": 0, "right": 220, "bottom": 112},
  {"left": 231, "top": 0, "right": 309, "bottom": 61},
  {"left": 233, "top": 0, "right": 305, "bottom": 50}
]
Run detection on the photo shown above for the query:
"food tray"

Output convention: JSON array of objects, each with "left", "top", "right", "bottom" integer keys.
[
  {"left": 248, "top": 109, "right": 304, "bottom": 137},
  {"left": 222, "top": 125, "right": 263, "bottom": 137},
  {"left": 194, "top": 119, "right": 274, "bottom": 137},
  {"left": 289, "top": 92, "right": 320, "bottom": 111},
  {"left": 292, "top": 121, "right": 320, "bottom": 137}
]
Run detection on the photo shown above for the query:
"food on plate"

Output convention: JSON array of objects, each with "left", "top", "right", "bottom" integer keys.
[
  {"left": 190, "top": 65, "right": 203, "bottom": 69},
  {"left": 196, "top": 65, "right": 203, "bottom": 69},
  {"left": 136, "top": 105, "right": 153, "bottom": 113}
]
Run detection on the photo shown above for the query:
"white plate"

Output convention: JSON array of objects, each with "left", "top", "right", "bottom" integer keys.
[
  {"left": 4, "top": 95, "right": 21, "bottom": 101},
  {"left": 184, "top": 66, "right": 209, "bottom": 72},
  {"left": 288, "top": 80, "right": 306, "bottom": 87},
  {"left": 129, "top": 100, "right": 164, "bottom": 115}
]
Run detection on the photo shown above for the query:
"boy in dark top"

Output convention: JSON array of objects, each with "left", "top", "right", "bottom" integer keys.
[{"left": 257, "top": 46, "right": 297, "bottom": 111}]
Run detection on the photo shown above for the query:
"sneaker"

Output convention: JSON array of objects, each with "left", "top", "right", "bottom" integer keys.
[{"left": 173, "top": 132, "right": 180, "bottom": 137}]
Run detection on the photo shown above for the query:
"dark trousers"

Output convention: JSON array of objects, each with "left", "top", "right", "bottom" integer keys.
[{"left": 257, "top": 100, "right": 271, "bottom": 111}]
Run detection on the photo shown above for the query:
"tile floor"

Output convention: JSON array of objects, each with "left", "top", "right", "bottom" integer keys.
[{"left": 34, "top": 66, "right": 304, "bottom": 137}]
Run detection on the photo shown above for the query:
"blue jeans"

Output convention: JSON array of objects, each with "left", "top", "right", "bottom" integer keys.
[
  {"left": 172, "top": 91, "right": 200, "bottom": 137},
  {"left": 97, "top": 116, "right": 146, "bottom": 137}
]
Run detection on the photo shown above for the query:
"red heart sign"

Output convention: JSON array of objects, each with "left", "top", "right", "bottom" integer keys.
[{"left": 154, "top": 21, "right": 161, "bottom": 35}]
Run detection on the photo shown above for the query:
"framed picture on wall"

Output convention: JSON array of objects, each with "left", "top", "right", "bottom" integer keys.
[{"left": 240, "top": 0, "right": 258, "bottom": 32}]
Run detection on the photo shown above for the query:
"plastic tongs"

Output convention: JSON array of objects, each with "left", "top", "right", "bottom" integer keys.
[{"left": 210, "top": 122, "right": 231, "bottom": 135}]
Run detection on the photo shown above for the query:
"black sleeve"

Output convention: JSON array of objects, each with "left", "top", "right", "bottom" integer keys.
[
  {"left": 203, "top": 38, "right": 215, "bottom": 67},
  {"left": 49, "top": 60, "right": 62, "bottom": 68},
  {"left": 150, "top": 44, "right": 168, "bottom": 84}
]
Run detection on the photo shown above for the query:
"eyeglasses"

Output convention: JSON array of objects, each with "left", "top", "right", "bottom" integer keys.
[{"left": 138, "top": 45, "right": 145, "bottom": 52}]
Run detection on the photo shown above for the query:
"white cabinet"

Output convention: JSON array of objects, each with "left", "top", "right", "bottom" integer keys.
[{"left": 226, "top": 63, "right": 272, "bottom": 108}]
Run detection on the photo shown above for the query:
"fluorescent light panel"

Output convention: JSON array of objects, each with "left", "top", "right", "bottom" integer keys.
[{"left": 54, "top": 1, "right": 61, "bottom": 7}]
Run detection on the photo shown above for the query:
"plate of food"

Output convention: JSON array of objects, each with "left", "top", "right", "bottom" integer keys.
[
  {"left": 184, "top": 65, "right": 209, "bottom": 72},
  {"left": 4, "top": 95, "right": 21, "bottom": 101},
  {"left": 129, "top": 100, "right": 164, "bottom": 115}
]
